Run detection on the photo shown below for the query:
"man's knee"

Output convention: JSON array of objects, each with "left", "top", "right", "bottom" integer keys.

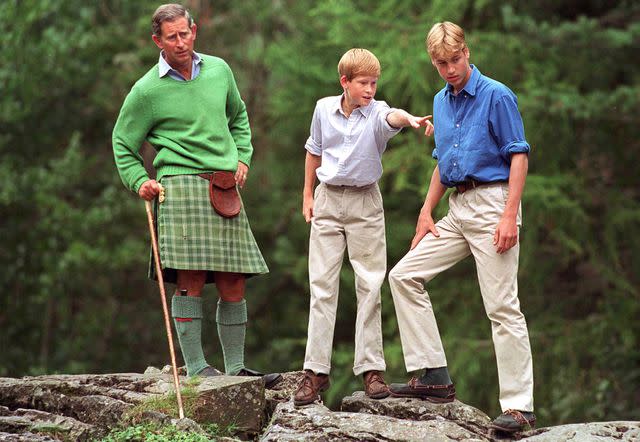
[
  {"left": 388, "top": 264, "right": 408, "bottom": 288},
  {"left": 215, "top": 272, "right": 245, "bottom": 302},
  {"left": 176, "top": 270, "right": 207, "bottom": 296},
  {"left": 486, "top": 303, "right": 526, "bottom": 326}
]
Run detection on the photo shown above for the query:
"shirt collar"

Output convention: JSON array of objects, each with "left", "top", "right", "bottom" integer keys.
[
  {"left": 445, "top": 64, "right": 480, "bottom": 97},
  {"left": 158, "top": 51, "right": 202, "bottom": 78},
  {"left": 333, "top": 94, "right": 374, "bottom": 118}
]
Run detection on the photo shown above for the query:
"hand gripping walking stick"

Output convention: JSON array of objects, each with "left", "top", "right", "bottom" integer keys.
[{"left": 145, "top": 197, "right": 185, "bottom": 419}]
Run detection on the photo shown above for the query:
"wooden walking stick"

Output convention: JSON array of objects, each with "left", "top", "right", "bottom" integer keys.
[{"left": 145, "top": 197, "right": 185, "bottom": 419}]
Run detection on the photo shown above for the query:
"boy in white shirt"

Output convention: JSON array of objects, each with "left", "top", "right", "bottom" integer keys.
[{"left": 295, "top": 48, "right": 433, "bottom": 406}]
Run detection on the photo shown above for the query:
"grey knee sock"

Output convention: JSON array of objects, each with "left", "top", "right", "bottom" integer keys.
[
  {"left": 172, "top": 295, "right": 209, "bottom": 377},
  {"left": 419, "top": 366, "right": 452, "bottom": 385},
  {"left": 216, "top": 299, "right": 247, "bottom": 376}
]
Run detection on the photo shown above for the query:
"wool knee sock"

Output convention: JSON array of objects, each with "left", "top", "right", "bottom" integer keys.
[
  {"left": 171, "top": 295, "right": 209, "bottom": 377},
  {"left": 216, "top": 299, "right": 247, "bottom": 376},
  {"left": 419, "top": 366, "right": 452, "bottom": 385}
]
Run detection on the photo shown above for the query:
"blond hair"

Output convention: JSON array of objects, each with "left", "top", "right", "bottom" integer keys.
[
  {"left": 152, "top": 4, "right": 193, "bottom": 37},
  {"left": 425, "top": 22, "right": 466, "bottom": 60},
  {"left": 338, "top": 48, "right": 381, "bottom": 80}
]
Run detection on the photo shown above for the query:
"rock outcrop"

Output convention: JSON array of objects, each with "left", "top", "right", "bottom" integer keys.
[
  {"left": 261, "top": 373, "right": 640, "bottom": 442},
  {"left": 523, "top": 422, "right": 640, "bottom": 441},
  {"left": 0, "top": 371, "right": 638, "bottom": 441},
  {"left": 0, "top": 372, "right": 263, "bottom": 441},
  {"left": 262, "top": 400, "right": 490, "bottom": 441}
]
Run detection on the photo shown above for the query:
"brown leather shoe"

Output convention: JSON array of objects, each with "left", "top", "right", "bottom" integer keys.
[
  {"left": 363, "top": 370, "right": 390, "bottom": 399},
  {"left": 389, "top": 376, "right": 455, "bottom": 403},
  {"left": 491, "top": 409, "right": 536, "bottom": 433},
  {"left": 293, "top": 370, "right": 330, "bottom": 406}
]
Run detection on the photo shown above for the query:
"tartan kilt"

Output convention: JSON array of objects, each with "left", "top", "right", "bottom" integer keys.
[{"left": 148, "top": 174, "right": 269, "bottom": 284}]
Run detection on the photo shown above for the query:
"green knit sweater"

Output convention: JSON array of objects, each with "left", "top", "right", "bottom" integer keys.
[{"left": 112, "top": 54, "right": 253, "bottom": 193}]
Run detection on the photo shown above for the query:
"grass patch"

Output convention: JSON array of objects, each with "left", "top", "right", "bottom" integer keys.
[
  {"left": 126, "top": 381, "right": 201, "bottom": 422},
  {"left": 96, "top": 422, "right": 233, "bottom": 441},
  {"left": 97, "top": 377, "right": 239, "bottom": 441}
]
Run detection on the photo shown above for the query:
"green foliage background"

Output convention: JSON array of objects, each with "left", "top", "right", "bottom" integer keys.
[{"left": 1, "top": 0, "right": 638, "bottom": 426}]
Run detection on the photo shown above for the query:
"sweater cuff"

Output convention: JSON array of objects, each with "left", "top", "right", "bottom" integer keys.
[
  {"left": 237, "top": 149, "right": 252, "bottom": 168},
  {"left": 132, "top": 175, "right": 150, "bottom": 194}
]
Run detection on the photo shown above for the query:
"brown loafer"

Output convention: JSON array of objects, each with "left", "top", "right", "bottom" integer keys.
[
  {"left": 293, "top": 370, "right": 330, "bottom": 406},
  {"left": 389, "top": 376, "right": 455, "bottom": 403},
  {"left": 491, "top": 409, "right": 536, "bottom": 433},
  {"left": 363, "top": 370, "right": 390, "bottom": 399}
]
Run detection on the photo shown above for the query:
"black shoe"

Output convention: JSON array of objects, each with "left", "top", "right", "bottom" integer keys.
[
  {"left": 389, "top": 376, "right": 455, "bottom": 403},
  {"left": 195, "top": 366, "right": 224, "bottom": 377},
  {"left": 237, "top": 367, "right": 283, "bottom": 389},
  {"left": 491, "top": 409, "right": 536, "bottom": 433}
]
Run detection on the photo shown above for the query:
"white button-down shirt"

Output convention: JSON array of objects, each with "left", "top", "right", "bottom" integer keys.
[
  {"left": 158, "top": 51, "right": 202, "bottom": 81},
  {"left": 305, "top": 95, "right": 401, "bottom": 186}
]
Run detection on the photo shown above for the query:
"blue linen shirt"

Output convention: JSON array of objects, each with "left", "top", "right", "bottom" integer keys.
[
  {"left": 158, "top": 51, "right": 202, "bottom": 81},
  {"left": 305, "top": 95, "right": 400, "bottom": 186},
  {"left": 432, "top": 65, "right": 530, "bottom": 187}
]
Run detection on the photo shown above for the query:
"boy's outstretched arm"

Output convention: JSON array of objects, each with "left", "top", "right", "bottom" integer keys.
[
  {"left": 303, "top": 152, "right": 322, "bottom": 223},
  {"left": 387, "top": 110, "right": 434, "bottom": 136}
]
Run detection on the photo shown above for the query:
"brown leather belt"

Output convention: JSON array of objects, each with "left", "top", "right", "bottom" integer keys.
[
  {"left": 324, "top": 182, "right": 375, "bottom": 191},
  {"left": 455, "top": 180, "right": 505, "bottom": 193}
]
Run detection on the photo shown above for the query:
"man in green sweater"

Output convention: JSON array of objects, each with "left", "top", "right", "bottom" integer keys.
[{"left": 112, "top": 3, "right": 280, "bottom": 387}]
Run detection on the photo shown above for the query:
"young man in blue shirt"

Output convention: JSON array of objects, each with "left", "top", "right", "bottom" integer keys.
[{"left": 387, "top": 22, "right": 535, "bottom": 433}]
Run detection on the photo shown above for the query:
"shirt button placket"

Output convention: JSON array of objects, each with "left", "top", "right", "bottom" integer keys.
[{"left": 453, "top": 121, "right": 461, "bottom": 177}]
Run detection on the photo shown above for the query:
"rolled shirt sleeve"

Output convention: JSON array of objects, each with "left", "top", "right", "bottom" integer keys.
[
  {"left": 374, "top": 102, "right": 402, "bottom": 145},
  {"left": 489, "top": 94, "right": 530, "bottom": 162},
  {"left": 305, "top": 105, "right": 322, "bottom": 155}
]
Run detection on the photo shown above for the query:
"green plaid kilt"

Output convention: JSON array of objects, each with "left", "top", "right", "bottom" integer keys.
[{"left": 149, "top": 174, "right": 269, "bottom": 284}]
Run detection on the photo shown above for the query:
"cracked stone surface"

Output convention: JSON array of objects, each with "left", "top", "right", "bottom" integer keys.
[
  {"left": 521, "top": 421, "right": 640, "bottom": 441},
  {"left": 0, "top": 431, "right": 60, "bottom": 441},
  {"left": 342, "top": 390, "right": 492, "bottom": 439},
  {"left": 0, "top": 372, "right": 263, "bottom": 440},
  {"left": 1, "top": 372, "right": 637, "bottom": 442},
  {"left": 264, "top": 370, "right": 304, "bottom": 413},
  {"left": 261, "top": 400, "right": 489, "bottom": 441}
]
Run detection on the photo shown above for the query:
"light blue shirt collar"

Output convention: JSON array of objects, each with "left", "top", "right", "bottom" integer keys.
[
  {"left": 332, "top": 94, "right": 374, "bottom": 118},
  {"left": 158, "top": 51, "right": 202, "bottom": 81}
]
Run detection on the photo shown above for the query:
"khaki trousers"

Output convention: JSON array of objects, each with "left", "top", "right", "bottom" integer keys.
[
  {"left": 304, "top": 182, "right": 387, "bottom": 376},
  {"left": 389, "top": 183, "right": 534, "bottom": 411}
]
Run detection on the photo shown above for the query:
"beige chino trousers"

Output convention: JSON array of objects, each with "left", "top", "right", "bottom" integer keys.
[
  {"left": 389, "top": 183, "right": 534, "bottom": 411},
  {"left": 304, "top": 182, "right": 387, "bottom": 376}
]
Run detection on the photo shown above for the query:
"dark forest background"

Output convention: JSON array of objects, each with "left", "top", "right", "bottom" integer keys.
[{"left": 2, "top": 0, "right": 639, "bottom": 426}]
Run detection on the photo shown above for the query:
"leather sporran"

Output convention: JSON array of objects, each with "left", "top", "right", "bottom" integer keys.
[{"left": 199, "top": 172, "right": 241, "bottom": 218}]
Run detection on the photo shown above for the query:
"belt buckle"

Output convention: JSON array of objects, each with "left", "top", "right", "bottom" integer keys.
[{"left": 456, "top": 180, "right": 477, "bottom": 194}]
